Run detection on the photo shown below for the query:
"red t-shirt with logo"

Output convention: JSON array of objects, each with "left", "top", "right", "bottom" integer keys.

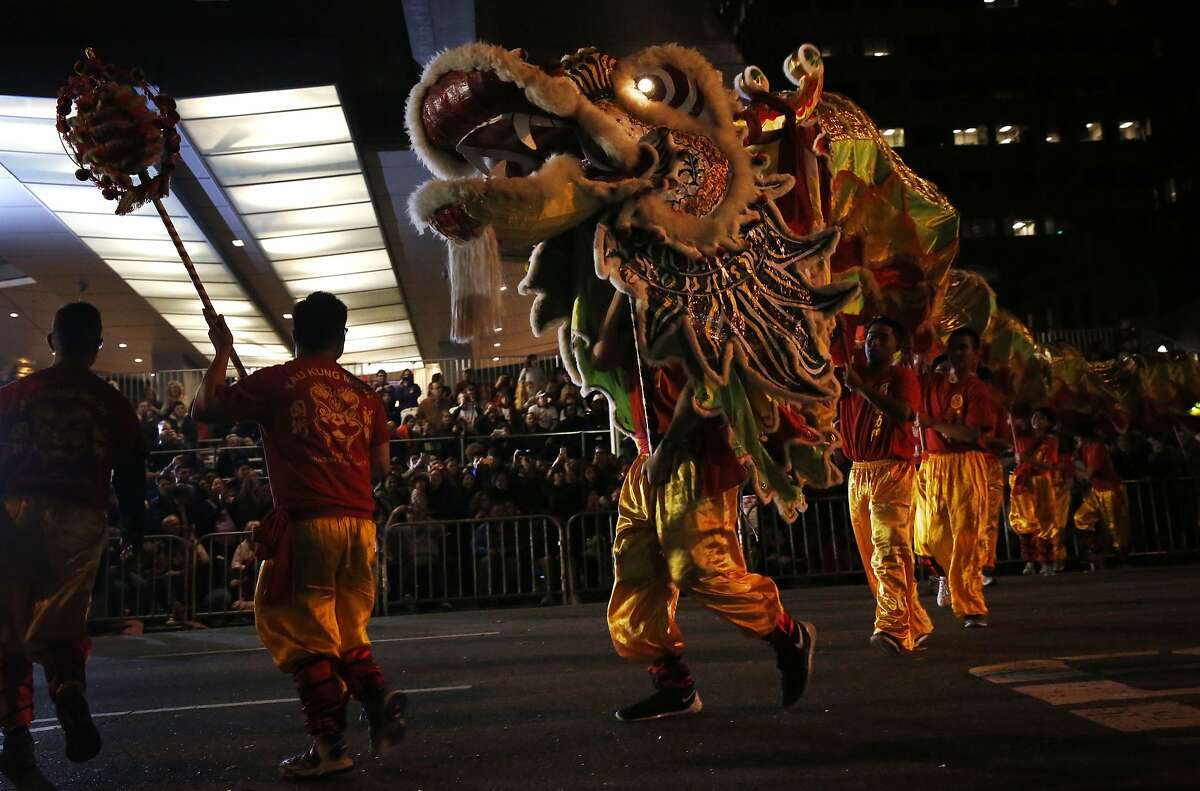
[
  {"left": 919, "top": 371, "right": 993, "bottom": 454},
  {"left": 217, "top": 358, "right": 387, "bottom": 519},
  {"left": 0, "top": 366, "right": 143, "bottom": 510},
  {"left": 628, "top": 362, "right": 744, "bottom": 494},
  {"left": 838, "top": 365, "right": 919, "bottom": 463}
]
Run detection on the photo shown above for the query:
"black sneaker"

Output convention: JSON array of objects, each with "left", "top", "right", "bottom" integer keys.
[
  {"left": 869, "top": 632, "right": 902, "bottom": 656},
  {"left": 963, "top": 615, "right": 989, "bottom": 629},
  {"left": 361, "top": 689, "right": 407, "bottom": 757},
  {"left": 54, "top": 685, "right": 101, "bottom": 763},
  {"left": 615, "top": 687, "right": 702, "bottom": 722},
  {"left": 772, "top": 620, "right": 816, "bottom": 707},
  {"left": 278, "top": 733, "right": 354, "bottom": 780},
  {"left": 0, "top": 727, "right": 36, "bottom": 777},
  {"left": 913, "top": 633, "right": 932, "bottom": 651}
]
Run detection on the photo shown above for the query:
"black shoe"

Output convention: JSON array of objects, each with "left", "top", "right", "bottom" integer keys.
[
  {"left": 361, "top": 689, "right": 407, "bottom": 757},
  {"left": 913, "top": 633, "right": 932, "bottom": 651},
  {"left": 54, "top": 685, "right": 101, "bottom": 763},
  {"left": 963, "top": 615, "right": 989, "bottom": 629},
  {"left": 615, "top": 687, "right": 702, "bottom": 722},
  {"left": 0, "top": 727, "right": 36, "bottom": 777},
  {"left": 278, "top": 733, "right": 354, "bottom": 780},
  {"left": 772, "top": 620, "right": 816, "bottom": 707},
  {"left": 869, "top": 632, "right": 902, "bottom": 656}
]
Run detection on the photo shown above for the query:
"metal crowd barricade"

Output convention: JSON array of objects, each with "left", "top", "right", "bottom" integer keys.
[
  {"left": 192, "top": 531, "right": 258, "bottom": 618},
  {"left": 90, "top": 533, "right": 192, "bottom": 626},
  {"left": 1123, "top": 477, "right": 1199, "bottom": 556},
  {"left": 565, "top": 511, "right": 618, "bottom": 598},
  {"left": 380, "top": 514, "right": 568, "bottom": 612},
  {"left": 740, "top": 494, "right": 865, "bottom": 582}
]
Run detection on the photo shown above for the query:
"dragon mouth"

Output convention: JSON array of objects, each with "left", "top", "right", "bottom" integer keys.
[{"left": 417, "top": 64, "right": 627, "bottom": 184}]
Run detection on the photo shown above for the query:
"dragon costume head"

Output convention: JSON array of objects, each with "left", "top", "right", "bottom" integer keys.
[{"left": 407, "top": 43, "right": 957, "bottom": 517}]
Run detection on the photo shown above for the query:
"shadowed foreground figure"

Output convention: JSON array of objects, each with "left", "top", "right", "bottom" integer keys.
[
  {"left": 0, "top": 303, "right": 145, "bottom": 781},
  {"left": 194, "top": 292, "right": 406, "bottom": 779}
]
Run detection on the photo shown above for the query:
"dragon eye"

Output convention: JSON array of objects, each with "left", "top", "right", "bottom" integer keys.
[{"left": 634, "top": 65, "right": 705, "bottom": 116}]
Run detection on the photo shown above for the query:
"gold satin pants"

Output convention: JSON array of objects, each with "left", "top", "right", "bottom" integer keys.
[
  {"left": 255, "top": 516, "right": 378, "bottom": 673},
  {"left": 607, "top": 455, "right": 783, "bottom": 661},
  {"left": 1009, "top": 471, "right": 1060, "bottom": 538},
  {"left": 1051, "top": 479, "right": 1071, "bottom": 561},
  {"left": 1, "top": 497, "right": 107, "bottom": 660},
  {"left": 847, "top": 460, "right": 932, "bottom": 650},
  {"left": 977, "top": 456, "right": 1005, "bottom": 571},
  {"left": 914, "top": 452, "right": 990, "bottom": 619},
  {"left": 1073, "top": 487, "right": 1132, "bottom": 555}
]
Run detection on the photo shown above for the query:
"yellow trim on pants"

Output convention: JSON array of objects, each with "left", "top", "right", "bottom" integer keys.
[
  {"left": 1073, "top": 487, "right": 1131, "bottom": 553},
  {"left": 847, "top": 460, "right": 932, "bottom": 650},
  {"left": 255, "top": 516, "right": 377, "bottom": 673},
  {"left": 977, "top": 455, "right": 1005, "bottom": 570},
  {"left": 607, "top": 455, "right": 783, "bottom": 661},
  {"left": 1, "top": 497, "right": 107, "bottom": 660},
  {"left": 914, "top": 451, "right": 990, "bottom": 619}
]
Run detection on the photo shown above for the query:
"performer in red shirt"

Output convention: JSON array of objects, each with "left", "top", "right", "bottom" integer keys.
[
  {"left": 914, "top": 327, "right": 994, "bottom": 628},
  {"left": 975, "top": 369, "right": 1010, "bottom": 587},
  {"left": 1072, "top": 424, "right": 1131, "bottom": 567},
  {"left": 593, "top": 291, "right": 815, "bottom": 721},
  {"left": 838, "top": 317, "right": 933, "bottom": 655},
  {"left": 0, "top": 303, "right": 145, "bottom": 777},
  {"left": 194, "top": 292, "right": 405, "bottom": 779},
  {"left": 1008, "top": 408, "right": 1062, "bottom": 574}
]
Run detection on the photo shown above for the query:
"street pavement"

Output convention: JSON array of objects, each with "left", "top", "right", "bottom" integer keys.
[{"left": 6, "top": 564, "right": 1199, "bottom": 790}]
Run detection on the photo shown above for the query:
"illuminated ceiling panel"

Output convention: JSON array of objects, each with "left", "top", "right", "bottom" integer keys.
[
  {"left": 0, "top": 94, "right": 289, "bottom": 367},
  {"left": 178, "top": 85, "right": 417, "bottom": 365}
]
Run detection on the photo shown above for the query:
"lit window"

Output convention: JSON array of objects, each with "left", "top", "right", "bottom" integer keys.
[
  {"left": 1082, "top": 122, "right": 1103, "bottom": 142},
  {"left": 864, "top": 39, "right": 890, "bottom": 57},
  {"left": 1044, "top": 130, "right": 1061, "bottom": 143},
  {"left": 1117, "top": 120, "right": 1145, "bottom": 141},
  {"left": 1009, "top": 219, "right": 1036, "bottom": 237},
  {"left": 953, "top": 126, "right": 988, "bottom": 146},
  {"left": 996, "top": 124, "right": 1023, "bottom": 144},
  {"left": 1043, "top": 218, "right": 1071, "bottom": 236},
  {"left": 881, "top": 127, "right": 905, "bottom": 148}
]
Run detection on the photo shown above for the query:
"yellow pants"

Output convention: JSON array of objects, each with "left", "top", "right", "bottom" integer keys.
[
  {"left": 1051, "top": 479, "right": 1071, "bottom": 561},
  {"left": 977, "top": 456, "right": 1005, "bottom": 570},
  {"left": 1008, "top": 471, "right": 1059, "bottom": 538},
  {"left": 914, "top": 452, "right": 990, "bottom": 619},
  {"left": 608, "top": 455, "right": 783, "bottom": 660},
  {"left": 1, "top": 497, "right": 107, "bottom": 661},
  {"left": 847, "top": 460, "right": 932, "bottom": 650},
  {"left": 1073, "top": 487, "right": 1132, "bottom": 555},
  {"left": 255, "top": 516, "right": 378, "bottom": 673}
]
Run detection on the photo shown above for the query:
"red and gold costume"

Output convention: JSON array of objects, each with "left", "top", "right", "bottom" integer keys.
[
  {"left": 1073, "top": 440, "right": 1131, "bottom": 560},
  {"left": 914, "top": 371, "right": 993, "bottom": 620},
  {"left": 1008, "top": 432, "right": 1061, "bottom": 563},
  {"left": 0, "top": 367, "right": 143, "bottom": 732},
  {"left": 978, "top": 399, "right": 1008, "bottom": 572},
  {"left": 217, "top": 358, "right": 389, "bottom": 735},
  {"left": 607, "top": 366, "right": 787, "bottom": 680},
  {"left": 839, "top": 365, "right": 932, "bottom": 650}
]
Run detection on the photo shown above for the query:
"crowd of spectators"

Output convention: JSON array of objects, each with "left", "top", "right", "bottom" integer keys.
[{"left": 94, "top": 355, "right": 628, "bottom": 619}]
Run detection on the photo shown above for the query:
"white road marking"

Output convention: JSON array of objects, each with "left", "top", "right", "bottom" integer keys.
[
  {"left": 137, "top": 631, "right": 501, "bottom": 659},
  {"left": 29, "top": 684, "right": 473, "bottom": 732},
  {"left": 1054, "top": 650, "right": 1159, "bottom": 661},
  {"left": 1071, "top": 700, "right": 1200, "bottom": 732},
  {"left": 1013, "top": 680, "right": 1200, "bottom": 706},
  {"left": 1172, "top": 647, "right": 1200, "bottom": 657}
]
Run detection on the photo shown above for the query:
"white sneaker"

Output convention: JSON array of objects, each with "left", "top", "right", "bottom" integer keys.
[
  {"left": 1022, "top": 562, "right": 1037, "bottom": 575},
  {"left": 936, "top": 576, "right": 951, "bottom": 608},
  {"left": 981, "top": 573, "right": 995, "bottom": 588}
]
